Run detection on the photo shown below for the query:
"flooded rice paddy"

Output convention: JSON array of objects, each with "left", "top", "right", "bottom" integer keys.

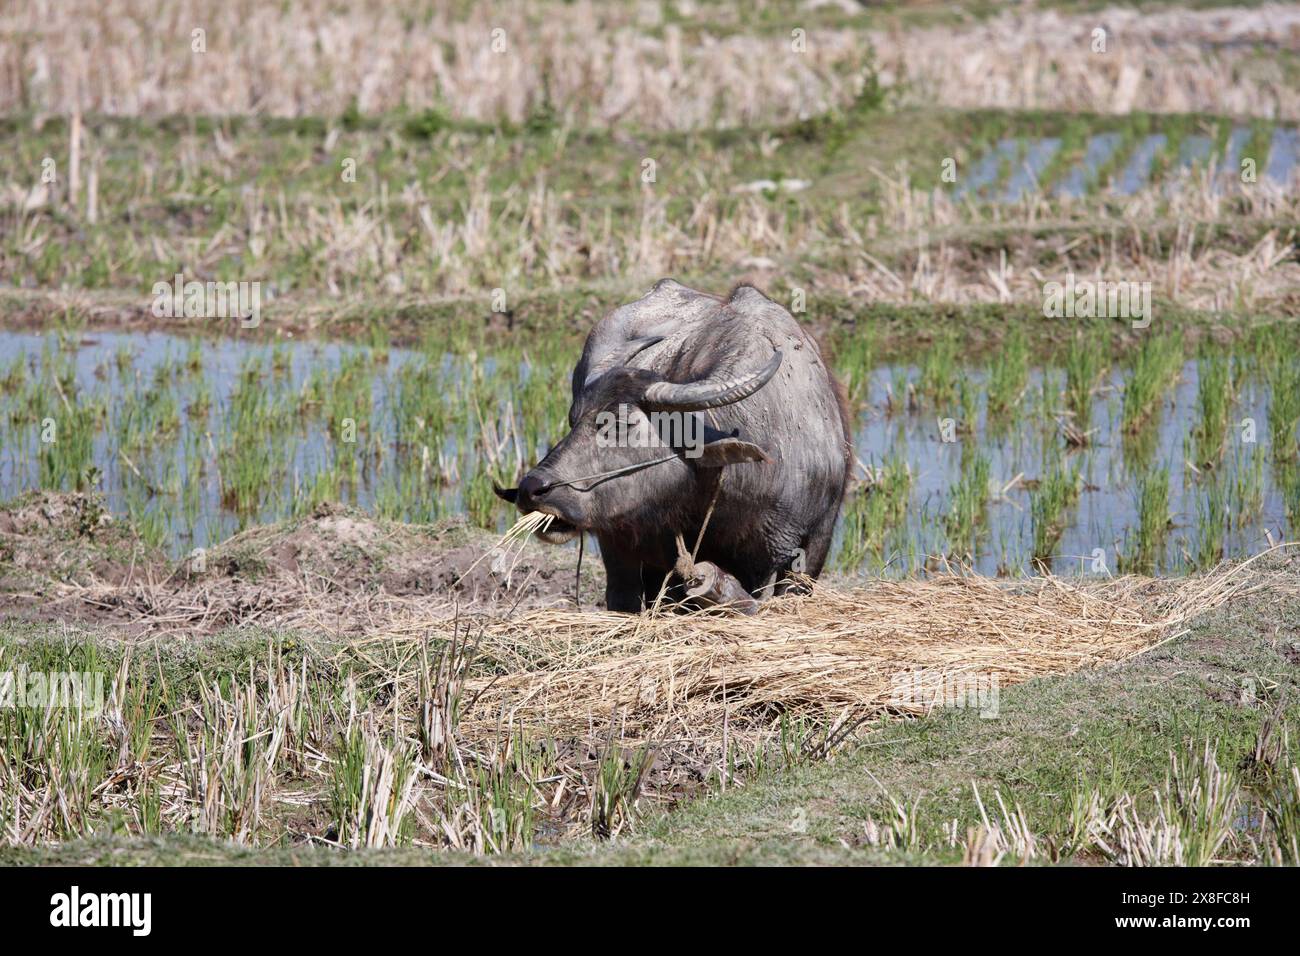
[
  {"left": 1, "top": 326, "right": 1296, "bottom": 577},
  {"left": 958, "top": 126, "right": 1299, "bottom": 201}
]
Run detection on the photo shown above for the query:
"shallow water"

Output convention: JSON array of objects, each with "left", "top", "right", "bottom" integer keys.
[
  {"left": 1266, "top": 127, "right": 1300, "bottom": 185},
  {"left": 1002, "top": 137, "right": 1060, "bottom": 202},
  {"left": 1054, "top": 132, "right": 1121, "bottom": 198},
  {"left": 956, "top": 138, "right": 1018, "bottom": 198},
  {"left": 1116, "top": 133, "right": 1168, "bottom": 195},
  {"left": 0, "top": 330, "right": 1291, "bottom": 576}
]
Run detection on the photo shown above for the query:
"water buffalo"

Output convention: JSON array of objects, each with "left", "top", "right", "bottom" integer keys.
[{"left": 496, "top": 279, "right": 851, "bottom": 613}]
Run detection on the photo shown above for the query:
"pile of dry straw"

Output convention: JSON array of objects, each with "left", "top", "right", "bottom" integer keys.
[{"left": 409, "top": 553, "right": 1285, "bottom": 743}]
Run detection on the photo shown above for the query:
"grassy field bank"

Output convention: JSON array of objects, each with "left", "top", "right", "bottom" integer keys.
[
  {"left": 0, "top": 489, "right": 1297, "bottom": 866},
  {"left": 3, "top": 550, "right": 1297, "bottom": 866}
]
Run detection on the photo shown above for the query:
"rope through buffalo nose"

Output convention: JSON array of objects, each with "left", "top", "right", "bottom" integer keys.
[{"left": 540, "top": 452, "right": 680, "bottom": 493}]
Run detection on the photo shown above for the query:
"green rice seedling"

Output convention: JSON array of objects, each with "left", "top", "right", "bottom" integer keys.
[
  {"left": 25, "top": 704, "right": 113, "bottom": 841},
  {"left": 986, "top": 325, "right": 1028, "bottom": 420},
  {"left": 1228, "top": 445, "right": 1265, "bottom": 528},
  {"left": 132, "top": 771, "right": 165, "bottom": 837},
  {"left": 465, "top": 463, "right": 514, "bottom": 529},
  {"left": 919, "top": 332, "right": 959, "bottom": 409},
  {"left": 836, "top": 447, "right": 912, "bottom": 570},
  {"left": 834, "top": 330, "right": 875, "bottom": 408},
  {"left": 293, "top": 464, "right": 341, "bottom": 517},
  {"left": 1263, "top": 766, "right": 1300, "bottom": 865},
  {"left": 0, "top": 641, "right": 113, "bottom": 843},
  {"left": 944, "top": 449, "right": 990, "bottom": 558},
  {"left": 116, "top": 376, "right": 181, "bottom": 451},
  {"left": 458, "top": 733, "right": 546, "bottom": 853},
  {"left": 126, "top": 497, "right": 168, "bottom": 550},
  {"left": 1052, "top": 787, "right": 1114, "bottom": 862},
  {"left": 967, "top": 783, "right": 1040, "bottom": 865},
  {"left": 858, "top": 779, "right": 922, "bottom": 854},
  {"left": 1281, "top": 464, "right": 1300, "bottom": 536},
  {"left": 319, "top": 351, "right": 375, "bottom": 440},
  {"left": 416, "top": 626, "right": 472, "bottom": 763},
  {"left": 957, "top": 377, "right": 978, "bottom": 436},
  {"left": 184, "top": 337, "right": 204, "bottom": 374},
  {"left": 114, "top": 342, "right": 135, "bottom": 377},
  {"left": 0, "top": 353, "right": 26, "bottom": 394},
  {"left": 1268, "top": 358, "right": 1300, "bottom": 464},
  {"left": 98, "top": 652, "right": 168, "bottom": 835},
  {"left": 218, "top": 356, "right": 292, "bottom": 517},
  {"left": 389, "top": 354, "right": 455, "bottom": 521},
  {"left": 1122, "top": 332, "right": 1182, "bottom": 434},
  {"left": 188, "top": 372, "right": 212, "bottom": 419},
  {"left": 510, "top": 346, "right": 569, "bottom": 471},
  {"left": 885, "top": 367, "right": 911, "bottom": 416},
  {"left": 1121, "top": 419, "right": 1160, "bottom": 477},
  {"left": 1063, "top": 326, "right": 1109, "bottom": 431},
  {"left": 1191, "top": 350, "right": 1233, "bottom": 469},
  {"left": 590, "top": 741, "right": 657, "bottom": 840},
  {"left": 1165, "top": 740, "right": 1240, "bottom": 867},
  {"left": 374, "top": 467, "right": 445, "bottom": 524},
  {"left": 1091, "top": 739, "right": 1242, "bottom": 866},
  {"left": 270, "top": 342, "right": 292, "bottom": 377},
  {"left": 1034, "top": 368, "right": 1062, "bottom": 444},
  {"left": 109, "top": 653, "right": 163, "bottom": 768},
  {"left": 1031, "top": 443, "right": 1082, "bottom": 569},
  {"left": 330, "top": 720, "right": 418, "bottom": 849},
  {"left": 1116, "top": 466, "right": 1169, "bottom": 574},
  {"left": 38, "top": 398, "right": 102, "bottom": 491},
  {"left": 1194, "top": 473, "right": 1228, "bottom": 569},
  {"left": 219, "top": 436, "right": 276, "bottom": 518},
  {"left": 179, "top": 431, "right": 206, "bottom": 526},
  {"left": 773, "top": 714, "right": 844, "bottom": 771},
  {"left": 173, "top": 672, "right": 281, "bottom": 844}
]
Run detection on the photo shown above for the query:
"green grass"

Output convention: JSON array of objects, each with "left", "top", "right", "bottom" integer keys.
[
  {"left": 918, "top": 331, "right": 959, "bottom": 409},
  {"left": 1268, "top": 358, "right": 1300, "bottom": 464}
]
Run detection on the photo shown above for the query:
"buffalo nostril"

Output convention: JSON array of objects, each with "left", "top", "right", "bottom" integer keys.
[{"left": 517, "top": 474, "right": 550, "bottom": 505}]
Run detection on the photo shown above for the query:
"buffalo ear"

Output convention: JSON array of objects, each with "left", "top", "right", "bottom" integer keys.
[
  {"left": 493, "top": 483, "right": 519, "bottom": 503},
  {"left": 692, "top": 437, "right": 772, "bottom": 468}
]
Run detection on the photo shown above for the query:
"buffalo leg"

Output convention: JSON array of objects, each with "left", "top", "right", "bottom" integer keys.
[
  {"left": 641, "top": 564, "right": 679, "bottom": 610},
  {"left": 800, "top": 503, "right": 838, "bottom": 578},
  {"left": 599, "top": 536, "right": 645, "bottom": 613}
]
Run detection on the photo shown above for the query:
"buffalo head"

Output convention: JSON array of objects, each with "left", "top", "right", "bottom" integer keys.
[{"left": 495, "top": 351, "right": 782, "bottom": 542}]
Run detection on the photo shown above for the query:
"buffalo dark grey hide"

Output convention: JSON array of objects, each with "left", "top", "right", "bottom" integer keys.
[{"left": 496, "top": 279, "right": 851, "bottom": 613}]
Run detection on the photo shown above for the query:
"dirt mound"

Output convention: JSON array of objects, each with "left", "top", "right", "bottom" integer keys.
[
  {"left": 198, "top": 501, "right": 598, "bottom": 605},
  {"left": 0, "top": 495, "right": 602, "bottom": 634},
  {"left": 0, "top": 491, "right": 154, "bottom": 590}
]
